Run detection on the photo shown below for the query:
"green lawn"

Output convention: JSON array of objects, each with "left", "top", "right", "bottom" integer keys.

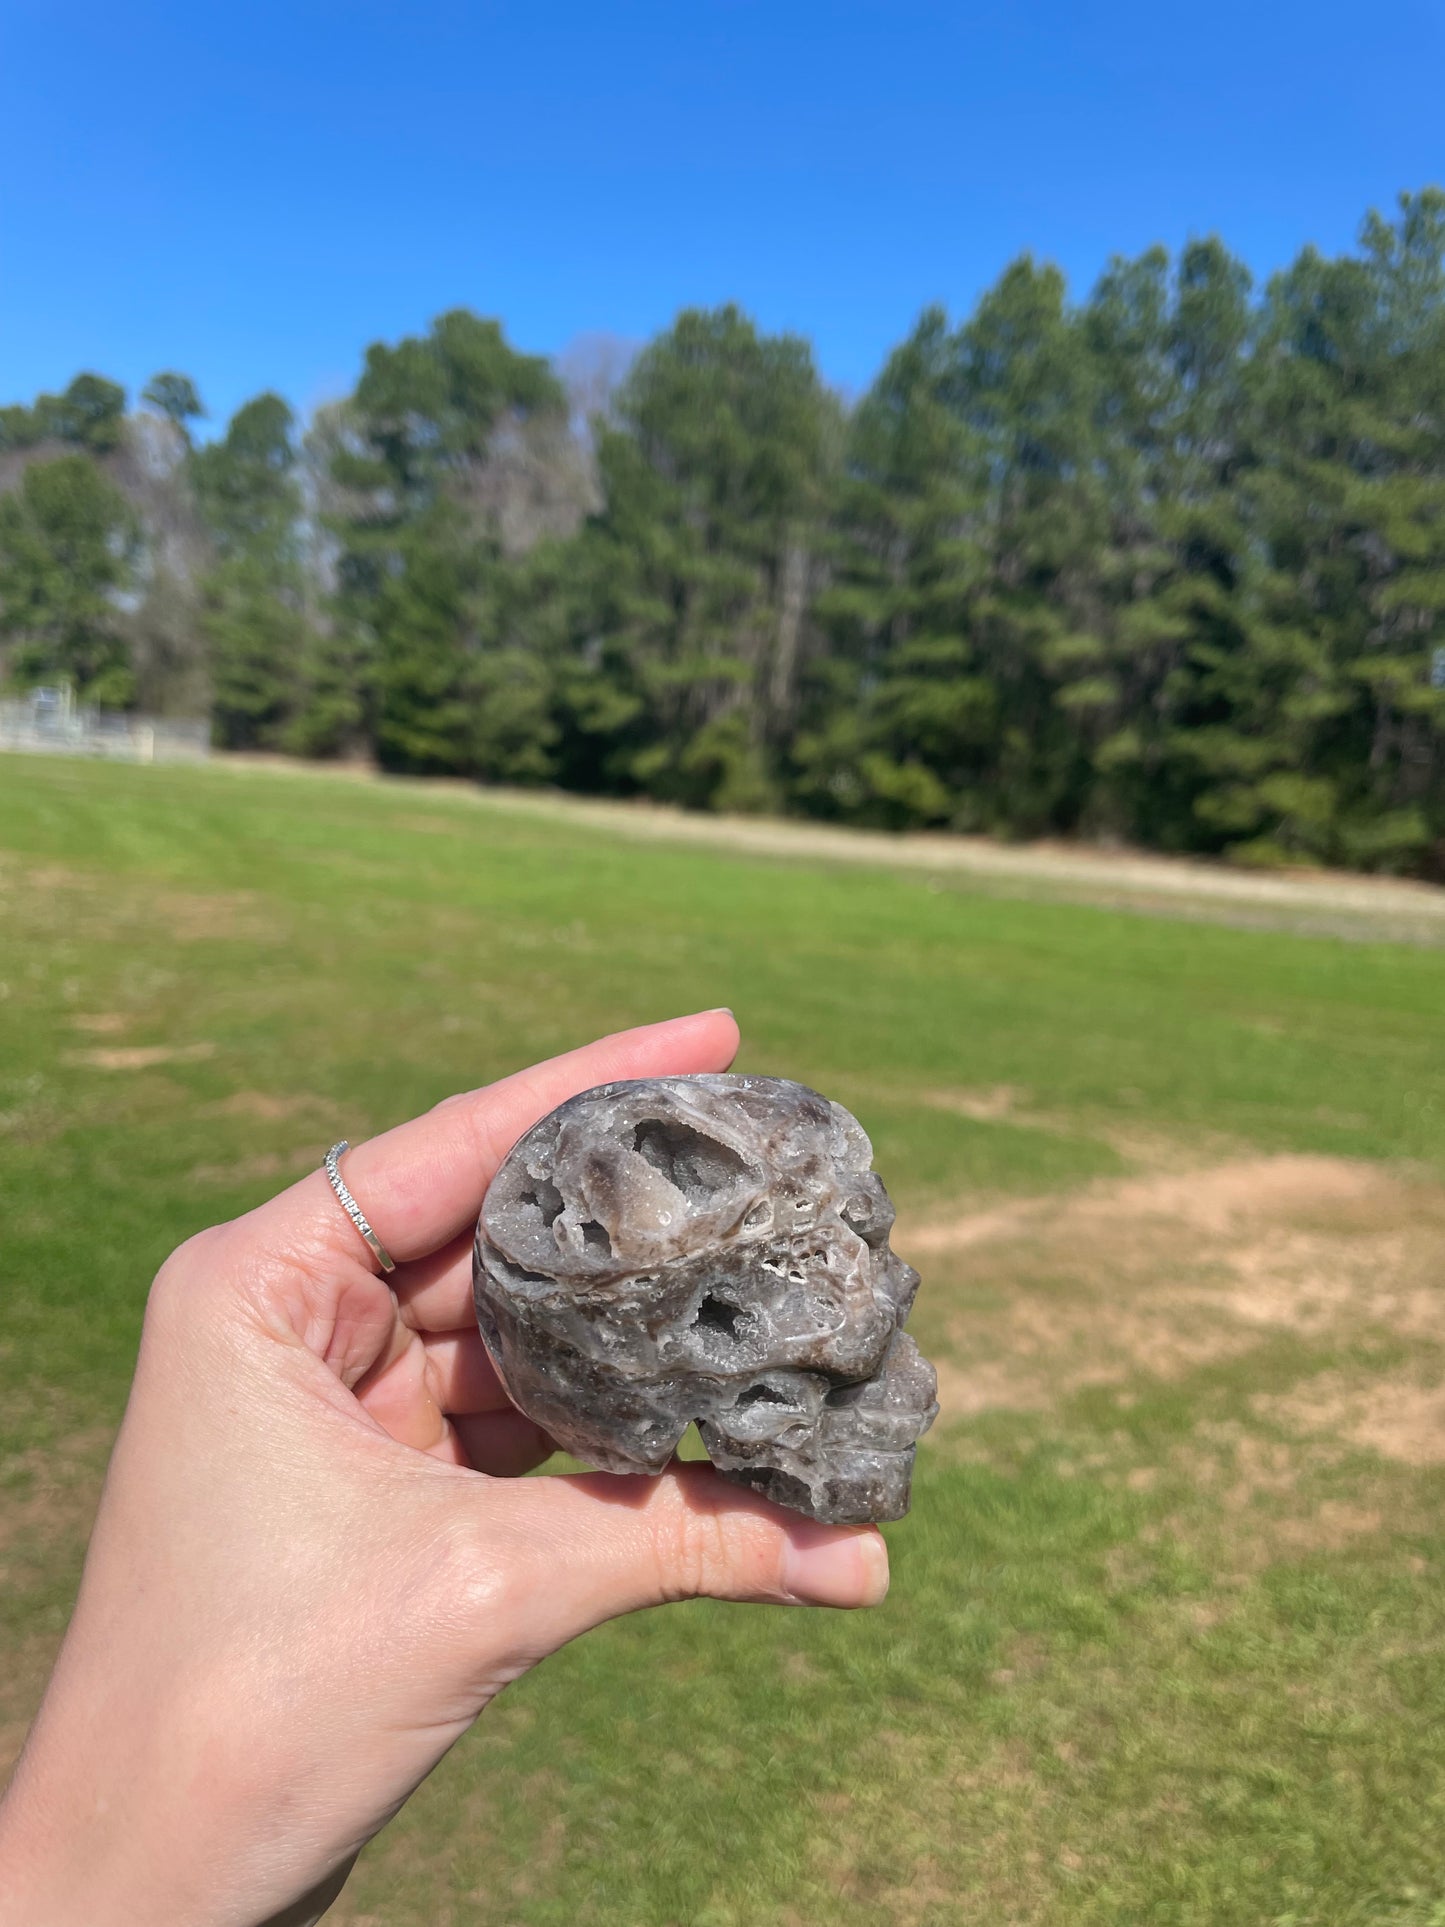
[{"left": 3, "top": 752, "right": 1445, "bottom": 1926}]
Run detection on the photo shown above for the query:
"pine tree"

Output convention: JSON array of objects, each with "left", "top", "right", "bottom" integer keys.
[
  {"left": 0, "top": 455, "right": 138, "bottom": 703},
  {"left": 192, "top": 394, "right": 307, "bottom": 750},
  {"left": 568, "top": 306, "right": 838, "bottom": 809},
  {"left": 803, "top": 308, "right": 981, "bottom": 826},
  {"left": 328, "top": 311, "right": 567, "bottom": 774}
]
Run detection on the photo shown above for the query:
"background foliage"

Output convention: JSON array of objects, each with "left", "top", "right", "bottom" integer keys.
[{"left": 3, "top": 192, "right": 1445, "bottom": 874}]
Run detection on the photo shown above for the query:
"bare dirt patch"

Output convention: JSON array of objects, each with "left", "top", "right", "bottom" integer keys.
[
  {"left": 906, "top": 1155, "right": 1445, "bottom": 1417},
  {"left": 0, "top": 1431, "right": 108, "bottom": 1562},
  {"left": 65, "top": 1041, "right": 216, "bottom": 1071},
  {"left": 1260, "top": 1373, "right": 1445, "bottom": 1467},
  {"left": 2, "top": 857, "right": 276, "bottom": 949},
  {"left": 919, "top": 1083, "right": 1026, "bottom": 1123},
  {"left": 905, "top": 1153, "right": 1395, "bottom": 1256},
  {"left": 395, "top": 813, "right": 461, "bottom": 837}
]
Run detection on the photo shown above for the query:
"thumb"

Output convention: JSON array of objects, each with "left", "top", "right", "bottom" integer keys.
[{"left": 486, "top": 1461, "right": 890, "bottom": 1657}]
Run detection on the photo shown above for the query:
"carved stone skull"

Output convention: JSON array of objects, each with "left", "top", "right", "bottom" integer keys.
[{"left": 473, "top": 1074, "right": 938, "bottom": 1523}]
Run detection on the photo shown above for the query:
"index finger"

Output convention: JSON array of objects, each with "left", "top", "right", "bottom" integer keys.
[{"left": 238, "top": 1009, "right": 740, "bottom": 1268}]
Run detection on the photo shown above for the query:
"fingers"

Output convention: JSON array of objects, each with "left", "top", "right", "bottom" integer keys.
[
  {"left": 418, "top": 1330, "right": 511, "bottom": 1415},
  {"left": 393, "top": 1231, "right": 473, "bottom": 1333},
  {"left": 481, "top": 1462, "right": 889, "bottom": 1661},
  {"left": 354, "top": 1328, "right": 509, "bottom": 1427},
  {"left": 352, "top": 1328, "right": 545, "bottom": 1473},
  {"left": 233, "top": 1009, "right": 739, "bottom": 1274}
]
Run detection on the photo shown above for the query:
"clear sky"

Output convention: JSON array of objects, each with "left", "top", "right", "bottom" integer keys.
[{"left": 3, "top": 0, "right": 1442, "bottom": 430}]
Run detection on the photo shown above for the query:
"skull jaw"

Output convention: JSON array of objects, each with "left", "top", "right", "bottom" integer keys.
[
  {"left": 477, "top": 1262, "right": 940, "bottom": 1520},
  {"left": 478, "top": 1300, "right": 928, "bottom": 1520},
  {"left": 698, "top": 1428, "right": 921, "bottom": 1525}
]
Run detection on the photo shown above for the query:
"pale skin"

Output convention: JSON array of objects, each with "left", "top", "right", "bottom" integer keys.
[{"left": 0, "top": 1011, "right": 888, "bottom": 1927}]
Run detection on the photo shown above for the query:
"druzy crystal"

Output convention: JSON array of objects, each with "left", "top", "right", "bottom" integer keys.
[{"left": 473, "top": 1074, "right": 937, "bottom": 1524}]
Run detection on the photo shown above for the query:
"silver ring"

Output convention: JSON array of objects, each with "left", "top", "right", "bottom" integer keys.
[{"left": 323, "top": 1141, "right": 396, "bottom": 1272}]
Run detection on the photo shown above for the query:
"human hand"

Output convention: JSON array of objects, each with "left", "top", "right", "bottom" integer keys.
[{"left": 0, "top": 1012, "right": 888, "bottom": 1927}]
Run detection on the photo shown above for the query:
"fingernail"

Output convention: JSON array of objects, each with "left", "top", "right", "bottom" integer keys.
[
  {"left": 782, "top": 1528, "right": 890, "bottom": 1608},
  {"left": 703, "top": 1006, "right": 735, "bottom": 1017}
]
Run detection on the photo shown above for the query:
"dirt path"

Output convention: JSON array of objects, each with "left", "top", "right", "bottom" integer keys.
[{"left": 213, "top": 754, "right": 1445, "bottom": 943}]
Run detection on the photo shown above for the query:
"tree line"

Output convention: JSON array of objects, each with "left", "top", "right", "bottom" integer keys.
[{"left": 3, "top": 190, "right": 1444, "bottom": 876}]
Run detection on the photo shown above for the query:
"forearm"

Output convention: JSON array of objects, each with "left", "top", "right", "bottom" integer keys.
[
  {"left": 0, "top": 1656, "right": 359, "bottom": 1927},
  {"left": 0, "top": 1745, "right": 355, "bottom": 1927},
  {"left": 0, "top": 1709, "right": 217, "bottom": 1927}
]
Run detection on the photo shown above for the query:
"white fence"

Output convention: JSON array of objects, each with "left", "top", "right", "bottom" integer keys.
[{"left": 0, "top": 689, "right": 210, "bottom": 764}]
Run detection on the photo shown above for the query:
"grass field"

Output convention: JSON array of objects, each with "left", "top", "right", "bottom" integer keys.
[{"left": 3, "top": 751, "right": 1445, "bottom": 1927}]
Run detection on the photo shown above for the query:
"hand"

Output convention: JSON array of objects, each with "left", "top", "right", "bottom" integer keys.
[{"left": 0, "top": 1012, "right": 887, "bottom": 1927}]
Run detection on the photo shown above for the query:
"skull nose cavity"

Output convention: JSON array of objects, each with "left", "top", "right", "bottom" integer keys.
[
  {"left": 737, "top": 1381, "right": 792, "bottom": 1407},
  {"left": 692, "top": 1292, "right": 747, "bottom": 1341}
]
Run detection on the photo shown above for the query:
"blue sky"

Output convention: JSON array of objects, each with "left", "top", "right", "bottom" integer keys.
[{"left": 3, "top": 0, "right": 1442, "bottom": 429}]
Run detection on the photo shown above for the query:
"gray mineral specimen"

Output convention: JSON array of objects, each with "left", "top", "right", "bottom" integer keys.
[{"left": 473, "top": 1074, "right": 938, "bottom": 1524}]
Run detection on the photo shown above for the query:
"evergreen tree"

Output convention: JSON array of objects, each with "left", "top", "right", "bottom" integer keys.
[
  {"left": 329, "top": 310, "right": 567, "bottom": 773},
  {"left": 0, "top": 455, "right": 138, "bottom": 703},
  {"left": 804, "top": 308, "right": 981, "bottom": 826},
  {"left": 0, "top": 375, "right": 130, "bottom": 454},
  {"left": 192, "top": 394, "right": 307, "bottom": 749},
  {"left": 1085, "top": 239, "right": 1257, "bottom": 850},
  {"left": 566, "top": 306, "right": 838, "bottom": 808},
  {"left": 142, "top": 373, "right": 206, "bottom": 444}
]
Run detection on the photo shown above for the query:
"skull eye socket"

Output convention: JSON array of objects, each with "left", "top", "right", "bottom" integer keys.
[{"left": 631, "top": 1117, "right": 752, "bottom": 1204}]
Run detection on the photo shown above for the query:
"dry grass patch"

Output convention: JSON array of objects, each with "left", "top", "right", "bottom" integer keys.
[
  {"left": 2, "top": 856, "right": 277, "bottom": 948},
  {"left": 185, "top": 1146, "right": 320, "bottom": 1186},
  {"left": 153, "top": 888, "right": 277, "bottom": 945},
  {"left": 67, "top": 1012, "right": 131, "bottom": 1035},
  {"left": 1120, "top": 1419, "right": 1400, "bottom": 1572},
  {"left": 203, "top": 1090, "right": 330, "bottom": 1122},
  {"left": 914, "top": 1084, "right": 1248, "bottom": 1175}
]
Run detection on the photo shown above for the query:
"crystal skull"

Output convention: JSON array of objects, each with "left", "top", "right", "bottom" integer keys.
[{"left": 472, "top": 1074, "right": 937, "bottom": 1523}]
